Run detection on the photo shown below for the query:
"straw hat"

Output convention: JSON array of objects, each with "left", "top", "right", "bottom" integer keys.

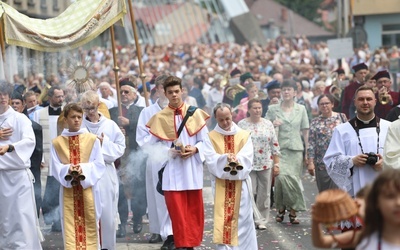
[{"left": 313, "top": 189, "right": 358, "bottom": 224}]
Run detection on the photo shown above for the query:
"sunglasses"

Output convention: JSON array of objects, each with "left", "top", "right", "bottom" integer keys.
[{"left": 120, "top": 90, "right": 130, "bottom": 95}]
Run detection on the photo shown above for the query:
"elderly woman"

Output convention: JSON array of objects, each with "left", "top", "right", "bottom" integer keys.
[
  {"left": 238, "top": 99, "right": 280, "bottom": 230},
  {"left": 265, "top": 79, "right": 309, "bottom": 224},
  {"left": 307, "top": 94, "right": 347, "bottom": 192}
]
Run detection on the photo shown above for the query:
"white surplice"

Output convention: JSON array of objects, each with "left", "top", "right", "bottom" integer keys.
[
  {"left": 324, "top": 120, "right": 391, "bottom": 197},
  {"left": 82, "top": 114, "right": 126, "bottom": 250},
  {"left": 147, "top": 114, "right": 208, "bottom": 191},
  {"left": 136, "top": 101, "right": 173, "bottom": 238},
  {"left": 50, "top": 128, "right": 106, "bottom": 247},
  {"left": 0, "top": 107, "right": 42, "bottom": 250},
  {"left": 32, "top": 106, "right": 60, "bottom": 176},
  {"left": 383, "top": 119, "right": 400, "bottom": 169},
  {"left": 203, "top": 123, "right": 258, "bottom": 250}
]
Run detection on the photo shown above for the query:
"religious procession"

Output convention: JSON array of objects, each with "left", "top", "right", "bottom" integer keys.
[{"left": 1, "top": 0, "right": 400, "bottom": 250}]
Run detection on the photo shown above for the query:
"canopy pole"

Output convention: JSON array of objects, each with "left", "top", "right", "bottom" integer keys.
[
  {"left": 109, "top": 25, "right": 122, "bottom": 116},
  {"left": 0, "top": 18, "right": 6, "bottom": 62},
  {"left": 127, "top": 0, "right": 149, "bottom": 107}
]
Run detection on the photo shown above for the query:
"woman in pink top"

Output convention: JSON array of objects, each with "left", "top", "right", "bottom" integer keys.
[{"left": 234, "top": 82, "right": 258, "bottom": 123}]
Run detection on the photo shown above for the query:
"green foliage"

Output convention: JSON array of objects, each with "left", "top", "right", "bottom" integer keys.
[{"left": 274, "top": 0, "right": 322, "bottom": 22}]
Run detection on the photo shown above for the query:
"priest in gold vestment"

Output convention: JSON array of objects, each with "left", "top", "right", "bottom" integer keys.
[
  {"left": 204, "top": 103, "right": 258, "bottom": 250},
  {"left": 51, "top": 103, "right": 106, "bottom": 250}
]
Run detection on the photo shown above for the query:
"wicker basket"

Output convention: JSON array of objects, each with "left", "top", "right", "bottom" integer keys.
[{"left": 313, "top": 189, "right": 358, "bottom": 224}]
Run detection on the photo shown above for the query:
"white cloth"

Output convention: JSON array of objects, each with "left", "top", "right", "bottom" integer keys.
[
  {"left": 311, "top": 95, "right": 319, "bottom": 111},
  {"left": 356, "top": 232, "right": 400, "bottom": 250},
  {"left": 136, "top": 102, "right": 172, "bottom": 238},
  {"left": 203, "top": 123, "right": 258, "bottom": 250},
  {"left": 32, "top": 106, "right": 60, "bottom": 176},
  {"left": 82, "top": 114, "right": 125, "bottom": 250},
  {"left": 206, "top": 88, "right": 224, "bottom": 110},
  {"left": 99, "top": 96, "right": 115, "bottom": 109},
  {"left": 148, "top": 113, "right": 208, "bottom": 191},
  {"left": 135, "top": 95, "right": 146, "bottom": 108},
  {"left": 184, "top": 96, "right": 198, "bottom": 107},
  {"left": 383, "top": 119, "right": 400, "bottom": 169},
  {"left": 50, "top": 128, "right": 106, "bottom": 247},
  {"left": 28, "top": 105, "right": 43, "bottom": 120},
  {"left": 0, "top": 107, "right": 42, "bottom": 249},
  {"left": 323, "top": 120, "right": 391, "bottom": 197}
]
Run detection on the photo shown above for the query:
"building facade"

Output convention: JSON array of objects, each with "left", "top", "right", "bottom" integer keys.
[{"left": 352, "top": 0, "right": 400, "bottom": 49}]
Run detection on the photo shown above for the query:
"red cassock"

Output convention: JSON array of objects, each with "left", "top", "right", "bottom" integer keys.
[{"left": 341, "top": 80, "right": 363, "bottom": 118}]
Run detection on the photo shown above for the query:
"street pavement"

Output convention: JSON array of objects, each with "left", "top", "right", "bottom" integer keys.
[{"left": 41, "top": 169, "right": 320, "bottom": 250}]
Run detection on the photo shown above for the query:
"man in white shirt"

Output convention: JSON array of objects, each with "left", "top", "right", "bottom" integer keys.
[{"left": 25, "top": 90, "right": 43, "bottom": 120}]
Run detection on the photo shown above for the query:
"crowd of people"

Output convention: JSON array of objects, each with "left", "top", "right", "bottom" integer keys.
[{"left": 1, "top": 37, "right": 400, "bottom": 250}]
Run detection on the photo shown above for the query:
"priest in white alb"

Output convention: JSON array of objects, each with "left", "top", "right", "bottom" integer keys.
[
  {"left": 324, "top": 85, "right": 390, "bottom": 198},
  {"left": 80, "top": 91, "right": 126, "bottom": 249},
  {"left": 384, "top": 119, "right": 400, "bottom": 169},
  {"left": 51, "top": 103, "right": 106, "bottom": 250},
  {"left": 203, "top": 103, "right": 258, "bottom": 250},
  {"left": 136, "top": 75, "right": 174, "bottom": 247}
]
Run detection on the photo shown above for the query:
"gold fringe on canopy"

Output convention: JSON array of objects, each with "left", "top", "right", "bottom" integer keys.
[{"left": 0, "top": 0, "right": 126, "bottom": 52}]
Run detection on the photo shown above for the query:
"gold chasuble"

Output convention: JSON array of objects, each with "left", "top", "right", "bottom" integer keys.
[
  {"left": 53, "top": 134, "right": 98, "bottom": 250},
  {"left": 208, "top": 129, "right": 250, "bottom": 246}
]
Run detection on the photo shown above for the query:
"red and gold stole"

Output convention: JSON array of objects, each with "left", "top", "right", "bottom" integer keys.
[
  {"left": 53, "top": 134, "right": 97, "bottom": 250},
  {"left": 208, "top": 129, "right": 250, "bottom": 246}
]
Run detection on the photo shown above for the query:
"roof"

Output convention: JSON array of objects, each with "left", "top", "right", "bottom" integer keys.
[
  {"left": 133, "top": 3, "right": 183, "bottom": 27},
  {"left": 247, "top": 0, "right": 333, "bottom": 37}
]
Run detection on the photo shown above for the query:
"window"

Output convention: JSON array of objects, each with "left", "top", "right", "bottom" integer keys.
[
  {"left": 41, "top": 0, "right": 47, "bottom": 9},
  {"left": 53, "top": 0, "right": 59, "bottom": 11},
  {"left": 382, "top": 24, "right": 400, "bottom": 47}
]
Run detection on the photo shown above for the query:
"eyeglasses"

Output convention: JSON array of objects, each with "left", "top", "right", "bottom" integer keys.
[
  {"left": 319, "top": 102, "right": 332, "bottom": 106},
  {"left": 120, "top": 90, "right": 130, "bottom": 95},
  {"left": 83, "top": 106, "right": 97, "bottom": 113}
]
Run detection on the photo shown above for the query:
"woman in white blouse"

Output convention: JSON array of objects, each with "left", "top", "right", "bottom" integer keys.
[{"left": 238, "top": 98, "right": 280, "bottom": 230}]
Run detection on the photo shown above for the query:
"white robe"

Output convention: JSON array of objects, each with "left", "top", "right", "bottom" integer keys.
[
  {"left": 50, "top": 128, "right": 106, "bottom": 249},
  {"left": 324, "top": 119, "right": 391, "bottom": 197},
  {"left": 136, "top": 101, "right": 173, "bottom": 238},
  {"left": 356, "top": 231, "right": 400, "bottom": 250},
  {"left": 148, "top": 113, "right": 208, "bottom": 191},
  {"left": 383, "top": 119, "right": 400, "bottom": 169},
  {"left": 203, "top": 123, "right": 258, "bottom": 250},
  {"left": 82, "top": 114, "right": 126, "bottom": 250},
  {"left": 0, "top": 107, "right": 42, "bottom": 250},
  {"left": 32, "top": 106, "right": 60, "bottom": 176}
]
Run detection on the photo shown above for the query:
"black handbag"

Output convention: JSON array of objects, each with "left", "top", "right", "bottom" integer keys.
[{"left": 156, "top": 106, "right": 197, "bottom": 195}]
